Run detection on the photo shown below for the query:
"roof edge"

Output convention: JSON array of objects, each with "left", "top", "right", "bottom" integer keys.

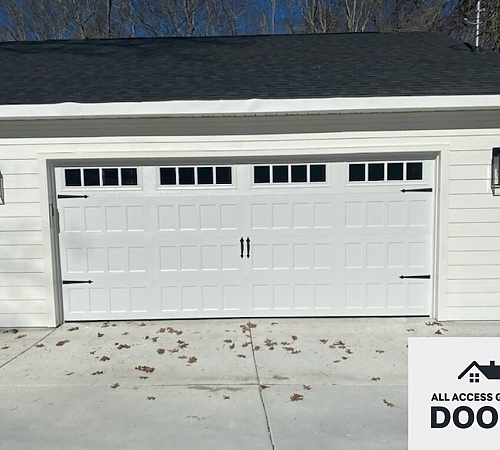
[{"left": 0, "top": 95, "right": 498, "bottom": 120}]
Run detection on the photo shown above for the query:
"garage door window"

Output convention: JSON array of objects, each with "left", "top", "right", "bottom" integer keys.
[
  {"left": 64, "top": 168, "right": 138, "bottom": 187},
  {"left": 160, "top": 166, "right": 232, "bottom": 186},
  {"left": 254, "top": 164, "right": 326, "bottom": 184},
  {"left": 349, "top": 162, "right": 423, "bottom": 182}
]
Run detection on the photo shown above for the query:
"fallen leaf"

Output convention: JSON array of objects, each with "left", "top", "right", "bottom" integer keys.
[
  {"left": 236, "top": 354, "right": 246, "bottom": 358},
  {"left": 157, "top": 348, "right": 165, "bottom": 355},
  {"left": 168, "top": 348, "right": 179, "bottom": 353},
  {"left": 56, "top": 340, "right": 70, "bottom": 346},
  {"left": 290, "top": 393, "right": 304, "bottom": 402},
  {"left": 333, "top": 360, "right": 341, "bottom": 363},
  {"left": 111, "top": 324, "right": 117, "bottom": 327},
  {"left": 140, "top": 376, "right": 148, "bottom": 379},
  {"left": 246, "top": 322, "right": 257, "bottom": 329},
  {"left": 271, "top": 322, "right": 278, "bottom": 325},
  {"left": 100, "top": 356, "right": 110, "bottom": 361},
  {"left": 35, "top": 343, "right": 44, "bottom": 348},
  {"left": 241, "top": 342, "right": 251, "bottom": 347},
  {"left": 89, "top": 351, "right": 96, "bottom": 355},
  {"left": 223, "top": 395, "right": 230, "bottom": 400},
  {"left": 177, "top": 340, "right": 188, "bottom": 349},
  {"left": 147, "top": 396, "right": 156, "bottom": 400},
  {"left": 188, "top": 356, "right": 197, "bottom": 364},
  {"left": 260, "top": 384, "right": 270, "bottom": 389},
  {"left": 223, "top": 339, "right": 233, "bottom": 343},
  {"left": 178, "top": 355, "right": 187, "bottom": 359},
  {"left": 139, "top": 322, "right": 146, "bottom": 327},
  {"left": 9, "top": 329, "right": 19, "bottom": 334},
  {"left": 135, "top": 365, "right": 155, "bottom": 373},
  {"left": 16, "top": 334, "right": 27, "bottom": 339},
  {"left": 111, "top": 383, "right": 119, "bottom": 389},
  {"left": 167, "top": 327, "right": 182, "bottom": 335},
  {"left": 425, "top": 320, "right": 442, "bottom": 327},
  {"left": 291, "top": 335, "right": 297, "bottom": 341},
  {"left": 229, "top": 343, "right": 235, "bottom": 350},
  {"left": 345, "top": 349, "right": 353, "bottom": 354},
  {"left": 151, "top": 337, "right": 158, "bottom": 342},
  {"left": 97, "top": 333, "right": 104, "bottom": 338},
  {"left": 407, "top": 329, "right": 415, "bottom": 332},
  {"left": 303, "top": 385, "right": 311, "bottom": 390},
  {"left": 264, "top": 339, "right": 277, "bottom": 347},
  {"left": 65, "top": 372, "right": 74, "bottom": 376},
  {"left": 68, "top": 327, "right": 79, "bottom": 332},
  {"left": 92, "top": 371, "right": 104, "bottom": 376},
  {"left": 371, "top": 377, "right": 380, "bottom": 382},
  {"left": 117, "top": 344, "right": 130, "bottom": 350},
  {"left": 376, "top": 349, "right": 385, "bottom": 354},
  {"left": 253, "top": 345, "right": 260, "bottom": 351},
  {"left": 1, "top": 346, "right": 9, "bottom": 350},
  {"left": 158, "top": 328, "right": 166, "bottom": 333},
  {"left": 122, "top": 332, "right": 129, "bottom": 336},
  {"left": 341, "top": 356, "right": 348, "bottom": 360},
  {"left": 144, "top": 336, "right": 150, "bottom": 340},
  {"left": 319, "top": 339, "right": 328, "bottom": 344},
  {"left": 435, "top": 329, "right": 442, "bottom": 335},
  {"left": 383, "top": 399, "right": 394, "bottom": 407}
]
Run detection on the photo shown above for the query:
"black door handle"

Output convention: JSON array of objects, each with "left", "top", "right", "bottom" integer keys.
[
  {"left": 240, "top": 237, "right": 244, "bottom": 259},
  {"left": 246, "top": 237, "right": 250, "bottom": 258}
]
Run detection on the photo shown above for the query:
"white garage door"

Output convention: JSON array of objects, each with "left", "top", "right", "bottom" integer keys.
[{"left": 55, "top": 159, "right": 435, "bottom": 321}]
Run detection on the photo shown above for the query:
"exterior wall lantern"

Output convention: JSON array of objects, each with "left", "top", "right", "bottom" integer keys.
[
  {"left": 0, "top": 171, "right": 3, "bottom": 205},
  {"left": 492, "top": 148, "right": 500, "bottom": 196}
]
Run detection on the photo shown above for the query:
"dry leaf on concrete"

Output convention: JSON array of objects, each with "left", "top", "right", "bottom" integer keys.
[
  {"left": 135, "top": 365, "right": 155, "bottom": 373},
  {"left": 290, "top": 394, "right": 304, "bottom": 402},
  {"left": 56, "top": 340, "right": 70, "bottom": 346}
]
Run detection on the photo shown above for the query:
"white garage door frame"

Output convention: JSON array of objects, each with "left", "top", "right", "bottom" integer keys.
[{"left": 48, "top": 151, "right": 438, "bottom": 322}]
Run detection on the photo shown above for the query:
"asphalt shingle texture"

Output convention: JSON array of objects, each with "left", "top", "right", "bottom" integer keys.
[{"left": 1, "top": 32, "right": 499, "bottom": 105}]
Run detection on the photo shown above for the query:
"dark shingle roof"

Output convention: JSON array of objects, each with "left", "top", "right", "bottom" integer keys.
[{"left": 0, "top": 32, "right": 499, "bottom": 105}]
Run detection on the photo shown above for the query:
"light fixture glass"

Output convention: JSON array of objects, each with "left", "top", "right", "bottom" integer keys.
[{"left": 492, "top": 148, "right": 500, "bottom": 196}]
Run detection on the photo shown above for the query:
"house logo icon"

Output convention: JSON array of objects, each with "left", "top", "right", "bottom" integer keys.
[{"left": 458, "top": 361, "right": 500, "bottom": 383}]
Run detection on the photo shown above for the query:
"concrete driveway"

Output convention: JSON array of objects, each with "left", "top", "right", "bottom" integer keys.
[{"left": 1, "top": 318, "right": 500, "bottom": 450}]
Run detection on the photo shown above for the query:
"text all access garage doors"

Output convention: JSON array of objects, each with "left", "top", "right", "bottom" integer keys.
[{"left": 55, "top": 160, "right": 434, "bottom": 320}]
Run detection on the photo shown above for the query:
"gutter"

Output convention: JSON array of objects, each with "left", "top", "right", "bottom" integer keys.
[{"left": 0, "top": 95, "right": 498, "bottom": 120}]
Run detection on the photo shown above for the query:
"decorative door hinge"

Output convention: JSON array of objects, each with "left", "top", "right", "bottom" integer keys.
[
  {"left": 399, "top": 275, "right": 431, "bottom": 280},
  {"left": 400, "top": 188, "right": 432, "bottom": 193},
  {"left": 57, "top": 194, "right": 89, "bottom": 199},
  {"left": 63, "top": 280, "right": 93, "bottom": 285}
]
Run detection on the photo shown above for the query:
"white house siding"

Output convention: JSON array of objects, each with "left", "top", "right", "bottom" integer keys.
[
  {"left": 446, "top": 134, "right": 500, "bottom": 320},
  {"left": 0, "top": 146, "right": 47, "bottom": 326},
  {"left": 0, "top": 111, "right": 499, "bottom": 326}
]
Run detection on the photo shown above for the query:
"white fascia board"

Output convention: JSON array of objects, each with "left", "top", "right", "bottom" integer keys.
[{"left": 0, "top": 95, "right": 499, "bottom": 120}]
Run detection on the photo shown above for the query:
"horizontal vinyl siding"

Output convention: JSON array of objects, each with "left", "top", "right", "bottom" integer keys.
[
  {"left": 0, "top": 148, "right": 47, "bottom": 326},
  {"left": 447, "top": 138, "right": 500, "bottom": 319}
]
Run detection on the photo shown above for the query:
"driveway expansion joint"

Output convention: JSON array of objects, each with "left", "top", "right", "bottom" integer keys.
[{"left": 249, "top": 325, "right": 276, "bottom": 450}]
